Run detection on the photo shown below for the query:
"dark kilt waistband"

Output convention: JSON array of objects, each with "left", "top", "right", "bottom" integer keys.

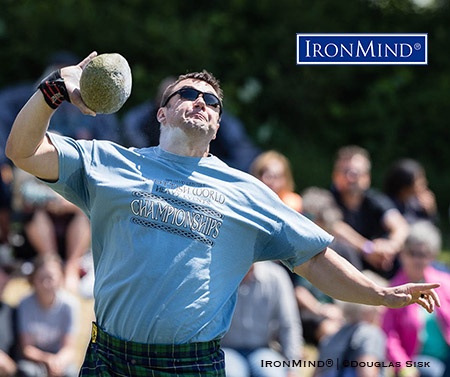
[{"left": 79, "top": 322, "right": 225, "bottom": 376}]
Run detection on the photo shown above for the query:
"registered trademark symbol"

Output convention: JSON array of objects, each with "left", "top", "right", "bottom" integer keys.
[{"left": 414, "top": 43, "right": 422, "bottom": 50}]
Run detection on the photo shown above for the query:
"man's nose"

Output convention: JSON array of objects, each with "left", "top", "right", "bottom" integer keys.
[{"left": 193, "top": 95, "right": 206, "bottom": 110}]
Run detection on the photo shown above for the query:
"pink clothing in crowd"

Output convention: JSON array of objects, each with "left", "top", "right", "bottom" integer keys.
[{"left": 382, "top": 266, "right": 450, "bottom": 371}]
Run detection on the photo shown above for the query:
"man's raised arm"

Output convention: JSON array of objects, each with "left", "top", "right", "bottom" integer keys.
[{"left": 5, "top": 52, "right": 98, "bottom": 181}]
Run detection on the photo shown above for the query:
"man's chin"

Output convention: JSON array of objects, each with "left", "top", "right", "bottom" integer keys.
[{"left": 185, "top": 120, "right": 212, "bottom": 132}]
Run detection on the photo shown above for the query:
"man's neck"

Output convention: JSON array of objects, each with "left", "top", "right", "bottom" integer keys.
[{"left": 159, "top": 128, "right": 211, "bottom": 157}]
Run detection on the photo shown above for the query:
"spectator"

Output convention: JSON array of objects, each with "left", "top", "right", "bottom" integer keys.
[
  {"left": 0, "top": 259, "right": 18, "bottom": 377},
  {"left": 10, "top": 168, "right": 91, "bottom": 294},
  {"left": 16, "top": 254, "right": 79, "bottom": 377},
  {"left": 330, "top": 145, "right": 409, "bottom": 279},
  {"left": 0, "top": 166, "right": 11, "bottom": 247},
  {"left": 301, "top": 186, "right": 362, "bottom": 269},
  {"left": 296, "top": 186, "right": 364, "bottom": 346},
  {"left": 221, "top": 261, "right": 302, "bottom": 377},
  {"left": 0, "top": 51, "right": 117, "bottom": 293},
  {"left": 314, "top": 271, "right": 387, "bottom": 377},
  {"left": 294, "top": 273, "right": 343, "bottom": 347},
  {"left": 122, "top": 76, "right": 260, "bottom": 172},
  {"left": 383, "top": 158, "right": 438, "bottom": 226},
  {"left": 250, "top": 150, "right": 302, "bottom": 212},
  {"left": 382, "top": 221, "right": 450, "bottom": 377}
]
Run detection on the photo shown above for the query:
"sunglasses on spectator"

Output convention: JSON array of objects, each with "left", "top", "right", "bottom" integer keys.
[{"left": 162, "top": 87, "right": 222, "bottom": 115}]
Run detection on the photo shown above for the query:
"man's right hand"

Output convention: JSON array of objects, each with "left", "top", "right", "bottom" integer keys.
[{"left": 61, "top": 51, "right": 98, "bottom": 116}]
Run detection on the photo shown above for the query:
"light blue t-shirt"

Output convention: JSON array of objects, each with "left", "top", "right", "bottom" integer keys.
[{"left": 46, "top": 133, "right": 333, "bottom": 344}]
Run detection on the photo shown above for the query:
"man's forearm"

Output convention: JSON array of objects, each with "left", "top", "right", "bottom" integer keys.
[{"left": 294, "top": 248, "right": 385, "bottom": 306}]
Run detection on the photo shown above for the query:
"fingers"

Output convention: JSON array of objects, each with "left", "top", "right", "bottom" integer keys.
[
  {"left": 410, "top": 282, "right": 440, "bottom": 295},
  {"left": 77, "top": 52, "right": 98, "bottom": 115},
  {"left": 389, "top": 283, "right": 441, "bottom": 312},
  {"left": 71, "top": 53, "right": 98, "bottom": 116},
  {"left": 71, "top": 91, "right": 97, "bottom": 116},
  {"left": 417, "top": 292, "right": 437, "bottom": 313},
  {"left": 424, "top": 288, "right": 441, "bottom": 308},
  {"left": 78, "top": 51, "right": 98, "bottom": 69},
  {"left": 409, "top": 283, "right": 441, "bottom": 312}
]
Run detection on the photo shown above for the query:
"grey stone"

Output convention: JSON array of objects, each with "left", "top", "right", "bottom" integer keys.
[{"left": 80, "top": 53, "right": 132, "bottom": 114}]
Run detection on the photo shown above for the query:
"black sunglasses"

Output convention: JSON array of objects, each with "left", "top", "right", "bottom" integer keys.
[{"left": 162, "top": 87, "right": 222, "bottom": 115}]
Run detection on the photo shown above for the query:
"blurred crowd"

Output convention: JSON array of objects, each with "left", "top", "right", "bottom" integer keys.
[{"left": 1, "top": 53, "right": 450, "bottom": 377}]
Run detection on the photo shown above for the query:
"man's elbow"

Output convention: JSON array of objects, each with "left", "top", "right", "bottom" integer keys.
[
  {"left": 5, "top": 139, "right": 26, "bottom": 169},
  {"left": 5, "top": 137, "right": 34, "bottom": 172},
  {"left": 5, "top": 137, "right": 18, "bottom": 164}
]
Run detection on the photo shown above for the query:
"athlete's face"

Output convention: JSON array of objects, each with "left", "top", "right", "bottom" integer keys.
[{"left": 158, "top": 79, "right": 221, "bottom": 140}]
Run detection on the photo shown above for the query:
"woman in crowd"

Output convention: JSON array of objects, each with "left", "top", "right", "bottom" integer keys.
[
  {"left": 16, "top": 254, "right": 79, "bottom": 377},
  {"left": 250, "top": 150, "right": 302, "bottom": 212},
  {"left": 382, "top": 221, "right": 450, "bottom": 377}
]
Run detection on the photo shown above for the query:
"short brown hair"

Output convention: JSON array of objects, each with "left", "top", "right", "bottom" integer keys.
[
  {"left": 334, "top": 145, "right": 371, "bottom": 171},
  {"left": 160, "top": 70, "right": 223, "bottom": 107}
]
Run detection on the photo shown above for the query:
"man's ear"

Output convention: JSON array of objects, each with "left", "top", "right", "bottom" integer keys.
[
  {"left": 157, "top": 107, "right": 166, "bottom": 124},
  {"left": 211, "top": 121, "right": 220, "bottom": 140}
]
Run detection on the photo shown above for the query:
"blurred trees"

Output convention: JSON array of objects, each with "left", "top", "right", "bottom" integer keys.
[{"left": 1, "top": 0, "right": 449, "bottom": 233}]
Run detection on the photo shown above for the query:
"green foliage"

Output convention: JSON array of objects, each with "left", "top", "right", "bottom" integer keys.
[{"left": 1, "top": 0, "right": 450, "bottom": 242}]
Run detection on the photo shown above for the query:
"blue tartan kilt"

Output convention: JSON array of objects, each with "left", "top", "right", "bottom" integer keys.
[{"left": 78, "top": 322, "right": 225, "bottom": 376}]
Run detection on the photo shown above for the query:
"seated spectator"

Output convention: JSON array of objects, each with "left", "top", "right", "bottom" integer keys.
[
  {"left": 296, "top": 186, "right": 366, "bottom": 346},
  {"left": 11, "top": 168, "right": 91, "bottom": 294},
  {"left": 294, "top": 273, "right": 343, "bottom": 347},
  {"left": 314, "top": 271, "right": 387, "bottom": 377},
  {"left": 382, "top": 220, "right": 450, "bottom": 377},
  {"left": 383, "top": 158, "right": 439, "bottom": 225},
  {"left": 0, "top": 51, "right": 117, "bottom": 295},
  {"left": 122, "top": 76, "right": 260, "bottom": 172},
  {"left": 330, "top": 145, "right": 409, "bottom": 279},
  {"left": 16, "top": 254, "right": 80, "bottom": 377},
  {"left": 0, "top": 259, "right": 18, "bottom": 377},
  {"left": 301, "top": 186, "right": 362, "bottom": 269},
  {"left": 0, "top": 164, "right": 11, "bottom": 248},
  {"left": 221, "top": 261, "right": 303, "bottom": 377},
  {"left": 250, "top": 150, "right": 302, "bottom": 212},
  {"left": 0, "top": 124, "right": 13, "bottom": 252}
]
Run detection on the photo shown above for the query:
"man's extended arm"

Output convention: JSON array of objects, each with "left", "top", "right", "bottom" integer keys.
[{"left": 293, "top": 247, "right": 439, "bottom": 312}]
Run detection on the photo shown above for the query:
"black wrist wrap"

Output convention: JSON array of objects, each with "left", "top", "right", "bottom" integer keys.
[{"left": 37, "top": 69, "right": 71, "bottom": 109}]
